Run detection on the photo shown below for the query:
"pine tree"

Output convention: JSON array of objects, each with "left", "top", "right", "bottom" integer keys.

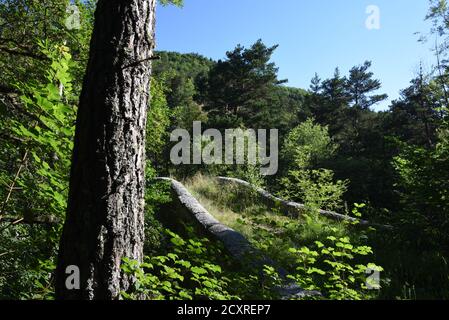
[
  {"left": 346, "top": 61, "right": 387, "bottom": 110},
  {"left": 203, "top": 40, "right": 286, "bottom": 127},
  {"left": 55, "top": 0, "right": 157, "bottom": 300}
]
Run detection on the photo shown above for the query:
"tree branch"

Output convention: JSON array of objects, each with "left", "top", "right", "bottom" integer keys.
[
  {"left": 0, "top": 46, "right": 48, "bottom": 61},
  {"left": 0, "top": 150, "right": 28, "bottom": 221}
]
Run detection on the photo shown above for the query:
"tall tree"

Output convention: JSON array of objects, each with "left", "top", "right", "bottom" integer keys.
[
  {"left": 55, "top": 0, "right": 157, "bottom": 300},
  {"left": 386, "top": 69, "right": 442, "bottom": 147},
  {"left": 346, "top": 61, "right": 387, "bottom": 110},
  {"left": 203, "top": 40, "right": 286, "bottom": 128},
  {"left": 312, "top": 68, "right": 348, "bottom": 130}
]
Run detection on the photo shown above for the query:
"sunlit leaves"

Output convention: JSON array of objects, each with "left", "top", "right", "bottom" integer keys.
[{"left": 121, "top": 229, "right": 237, "bottom": 300}]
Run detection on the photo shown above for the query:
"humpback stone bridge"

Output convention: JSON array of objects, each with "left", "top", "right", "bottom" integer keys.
[
  {"left": 156, "top": 177, "right": 319, "bottom": 299},
  {"left": 155, "top": 176, "right": 390, "bottom": 298}
]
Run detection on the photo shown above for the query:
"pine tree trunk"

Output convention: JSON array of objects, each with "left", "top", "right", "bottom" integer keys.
[{"left": 55, "top": 0, "right": 156, "bottom": 300}]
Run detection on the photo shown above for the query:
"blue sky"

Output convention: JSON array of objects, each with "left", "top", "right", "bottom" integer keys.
[{"left": 156, "top": 0, "right": 436, "bottom": 110}]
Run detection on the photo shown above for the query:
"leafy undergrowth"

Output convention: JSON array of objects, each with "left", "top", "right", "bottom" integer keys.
[
  {"left": 122, "top": 226, "right": 284, "bottom": 300},
  {"left": 122, "top": 178, "right": 284, "bottom": 300}
]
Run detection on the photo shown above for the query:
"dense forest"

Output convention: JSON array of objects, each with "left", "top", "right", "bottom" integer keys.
[{"left": 0, "top": 0, "right": 449, "bottom": 300}]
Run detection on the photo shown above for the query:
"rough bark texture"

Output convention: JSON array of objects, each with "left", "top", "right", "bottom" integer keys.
[{"left": 55, "top": 0, "right": 156, "bottom": 300}]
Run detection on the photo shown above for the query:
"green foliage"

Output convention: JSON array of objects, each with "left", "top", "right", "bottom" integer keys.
[
  {"left": 346, "top": 61, "right": 388, "bottom": 110},
  {"left": 185, "top": 174, "right": 381, "bottom": 300},
  {"left": 11, "top": 42, "right": 75, "bottom": 220},
  {"left": 152, "top": 51, "right": 213, "bottom": 115},
  {"left": 287, "top": 235, "right": 382, "bottom": 300},
  {"left": 1, "top": 0, "right": 449, "bottom": 301},
  {"left": 21, "top": 258, "right": 56, "bottom": 300},
  {"left": 281, "top": 119, "right": 337, "bottom": 169},
  {"left": 0, "top": 224, "right": 57, "bottom": 299},
  {"left": 202, "top": 40, "right": 289, "bottom": 128},
  {"left": 281, "top": 168, "right": 348, "bottom": 212},
  {"left": 385, "top": 72, "right": 443, "bottom": 147},
  {"left": 121, "top": 229, "right": 237, "bottom": 300},
  {"left": 147, "top": 78, "right": 171, "bottom": 169},
  {"left": 0, "top": 0, "right": 94, "bottom": 94},
  {"left": 230, "top": 164, "right": 266, "bottom": 189},
  {"left": 393, "top": 135, "right": 449, "bottom": 249},
  {"left": 279, "top": 120, "right": 347, "bottom": 212},
  {"left": 143, "top": 170, "right": 172, "bottom": 256},
  {"left": 306, "top": 63, "right": 393, "bottom": 209},
  {"left": 249, "top": 216, "right": 382, "bottom": 300},
  {"left": 0, "top": 42, "right": 75, "bottom": 299}
]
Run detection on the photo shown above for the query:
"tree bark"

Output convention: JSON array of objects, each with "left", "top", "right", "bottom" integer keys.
[{"left": 55, "top": 0, "right": 156, "bottom": 300}]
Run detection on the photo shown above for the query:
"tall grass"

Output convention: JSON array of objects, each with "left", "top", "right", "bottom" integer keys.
[{"left": 184, "top": 174, "right": 352, "bottom": 264}]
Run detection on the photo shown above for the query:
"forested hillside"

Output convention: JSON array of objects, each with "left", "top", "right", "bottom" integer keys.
[{"left": 0, "top": 0, "right": 448, "bottom": 300}]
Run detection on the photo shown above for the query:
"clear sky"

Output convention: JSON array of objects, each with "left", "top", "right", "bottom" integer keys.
[{"left": 156, "top": 0, "right": 436, "bottom": 111}]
